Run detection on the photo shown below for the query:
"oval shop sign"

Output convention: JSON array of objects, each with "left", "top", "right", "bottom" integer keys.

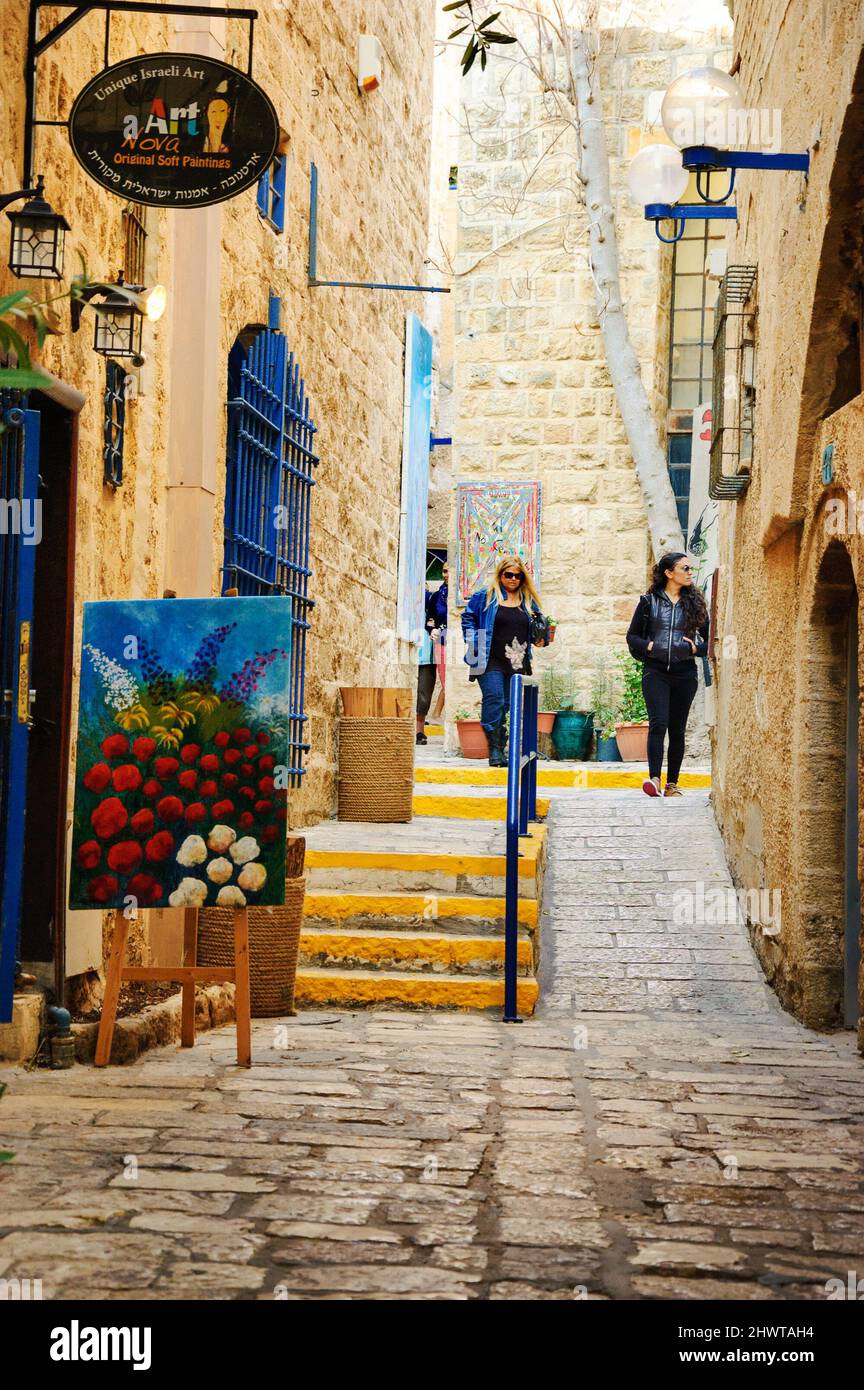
[{"left": 68, "top": 53, "right": 279, "bottom": 208}]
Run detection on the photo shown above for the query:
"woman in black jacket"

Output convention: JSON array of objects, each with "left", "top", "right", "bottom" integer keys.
[{"left": 626, "top": 552, "right": 709, "bottom": 798}]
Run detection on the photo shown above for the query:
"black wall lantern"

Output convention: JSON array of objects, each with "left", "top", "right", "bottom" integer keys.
[
  {"left": 71, "top": 272, "right": 166, "bottom": 361},
  {"left": 2, "top": 174, "right": 69, "bottom": 279}
]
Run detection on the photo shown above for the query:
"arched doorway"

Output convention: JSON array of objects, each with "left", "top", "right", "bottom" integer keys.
[{"left": 796, "top": 541, "right": 860, "bottom": 1030}]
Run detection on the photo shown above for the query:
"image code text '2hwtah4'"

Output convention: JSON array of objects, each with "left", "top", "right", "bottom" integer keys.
[{"left": 68, "top": 597, "right": 292, "bottom": 912}]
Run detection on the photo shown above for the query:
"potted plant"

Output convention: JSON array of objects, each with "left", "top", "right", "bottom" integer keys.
[
  {"left": 544, "top": 613, "right": 557, "bottom": 646},
  {"left": 590, "top": 653, "right": 622, "bottom": 762},
  {"left": 454, "top": 703, "right": 488, "bottom": 759},
  {"left": 549, "top": 669, "right": 594, "bottom": 761},
  {"left": 538, "top": 665, "right": 570, "bottom": 734},
  {"left": 614, "top": 651, "right": 649, "bottom": 761}
]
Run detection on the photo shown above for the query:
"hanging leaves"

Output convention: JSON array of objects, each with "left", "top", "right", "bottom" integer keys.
[{"left": 444, "top": 2, "right": 517, "bottom": 75}]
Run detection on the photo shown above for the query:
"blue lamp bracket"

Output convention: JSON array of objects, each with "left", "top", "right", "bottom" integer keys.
[
  {"left": 645, "top": 202, "right": 737, "bottom": 244},
  {"left": 682, "top": 145, "right": 811, "bottom": 177}
]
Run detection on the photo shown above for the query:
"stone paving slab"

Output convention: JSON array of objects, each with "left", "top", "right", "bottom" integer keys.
[{"left": 1, "top": 787, "right": 863, "bottom": 1300}]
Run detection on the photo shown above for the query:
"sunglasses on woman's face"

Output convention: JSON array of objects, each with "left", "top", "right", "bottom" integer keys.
[
  {"left": 679, "top": 565, "right": 693, "bottom": 573},
  {"left": 501, "top": 571, "right": 522, "bottom": 580}
]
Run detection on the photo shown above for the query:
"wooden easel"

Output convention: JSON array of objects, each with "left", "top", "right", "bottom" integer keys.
[{"left": 94, "top": 905, "right": 251, "bottom": 1067}]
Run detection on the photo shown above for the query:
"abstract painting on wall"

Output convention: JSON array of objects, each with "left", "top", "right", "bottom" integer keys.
[
  {"left": 69, "top": 597, "right": 292, "bottom": 912},
  {"left": 455, "top": 480, "right": 542, "bottom": 607}
]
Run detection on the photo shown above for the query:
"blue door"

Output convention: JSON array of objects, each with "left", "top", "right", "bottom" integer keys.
[{"left": 0, "top": 406, "right": 40, "bottom": 1022}]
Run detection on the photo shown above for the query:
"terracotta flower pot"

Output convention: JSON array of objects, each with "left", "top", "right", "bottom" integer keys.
[
  {"left": 537, "top": 711, "right": 556, "bottom": 735},
  {"left": 456, "top": 719, "right": 489, "bottom": 759},
  {"left": 614, "top": 721, "right": 649, "bottom": 761}
]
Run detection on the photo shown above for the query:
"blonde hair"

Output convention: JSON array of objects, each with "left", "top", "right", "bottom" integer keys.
[{"left": 485, "top": 554, "right": 542, "bottom": 611}]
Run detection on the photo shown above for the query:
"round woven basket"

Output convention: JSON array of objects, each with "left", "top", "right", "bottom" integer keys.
[
  {"left": 337, "top": 716, "right": 414, "bottom": 822},
  {"left": 197, "top": 876, "right": 305, "bottom": 1017}
]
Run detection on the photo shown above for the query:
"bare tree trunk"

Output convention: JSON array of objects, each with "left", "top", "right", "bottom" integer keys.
[{"left": 572, "top": 25, "right": 685, "bottom": 559}]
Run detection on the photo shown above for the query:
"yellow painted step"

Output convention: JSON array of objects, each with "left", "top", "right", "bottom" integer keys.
[
  {"left": 415, "top": 766, "right": 711, "bottom": 789},
  {"left": 294, "top": 967, "right": 538, "bottom": 1014},
  {"left": 303, "top": 890, "right": 538, "bottom": 928},
  {"left": 412, "top": 793, "right": 552, "bottom": 820},
  {"left": 299, "top": 929, "right": 532, "bottom": 972},
  {"left": 304, "top": 832, "right": 545, "bottom": 882}
]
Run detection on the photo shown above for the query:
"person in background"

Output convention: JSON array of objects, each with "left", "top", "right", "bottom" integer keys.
[
  {"left": 415, "top": 619, "right": 437, "bottom": 745},
  {"left": 428, "top": 562, "right": 448, "bottom": 722},
  {"left": 461, "top": 554, "right": 546, "bottom": 767},
  {"left": 626, "top": 552, "right": 709, "bottom": 797}
]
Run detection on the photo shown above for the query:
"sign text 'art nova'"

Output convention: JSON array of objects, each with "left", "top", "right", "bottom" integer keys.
[{"left": 68, "top": 53, "right": 279, "bottom": 207}]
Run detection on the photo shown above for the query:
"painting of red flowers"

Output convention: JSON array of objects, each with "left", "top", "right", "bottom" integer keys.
[{"left": 69, "top": 598, "right": 292, "bottom": 911}]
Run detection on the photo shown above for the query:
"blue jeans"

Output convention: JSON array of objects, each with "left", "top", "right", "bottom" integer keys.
[{"left": 476, "top": 667, "right": 511, "bottom": 733}]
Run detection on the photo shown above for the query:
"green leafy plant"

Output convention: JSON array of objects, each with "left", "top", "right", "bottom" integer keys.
[
  {"left": 444, "top": 1, "right": 517, "bottom": 74},
  {"left": 615, "top": 651, "right": 648, "bottom": 724},
  {"left": 590, "top": 652, "right": 622, "bottom": 740},
  {"left": 454, "top": 704, "right": 479, "bottom": 721},
  {"left": 539, "top": 665, "right": 571, "bottom": 713}
]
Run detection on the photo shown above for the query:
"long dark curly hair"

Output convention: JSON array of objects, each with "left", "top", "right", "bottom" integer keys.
[{"left": 650, "top": 552, "right": 708, "bottom": 639}]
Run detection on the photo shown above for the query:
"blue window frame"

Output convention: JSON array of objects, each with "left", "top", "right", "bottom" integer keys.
[
  {"left": 223, "top": 298, "right": 318, "bottom": 786},
  {"left": 257, "top": 155, "right": 286, "bottom": 233}
]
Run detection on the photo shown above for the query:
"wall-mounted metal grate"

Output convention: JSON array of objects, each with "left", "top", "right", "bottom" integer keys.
[
  {"left": 710, "top": 264, "right": 757, "bottom": 500},
  {"left": 223, "top": 315, "right": 318, "bottom": 786},
  {"left": 103, "top": 360, "right": 125, "bottom": 489}
]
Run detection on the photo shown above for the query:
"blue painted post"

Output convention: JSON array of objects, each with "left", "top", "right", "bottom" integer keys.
[
  {"left": 503, "top": 675, "right": 522, "bottom": 1023},
  {"left": 525, "top": 681, "right": 538, "bottom": 824}
]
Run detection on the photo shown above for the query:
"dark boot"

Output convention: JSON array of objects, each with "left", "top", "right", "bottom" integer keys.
[
  {"left": 497, "top": 716, "right": 510, "bottom": 768},
  {"left": 483, "top": 723, "right": 504, "bottom": 767}
]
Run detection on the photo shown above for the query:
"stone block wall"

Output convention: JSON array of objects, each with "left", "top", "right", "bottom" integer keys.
[
  {"left": 711, "top": 0, "right": 864, "bottom": 1045},
  {"left": 443, "top": 5, "right": 731, "bottom": 733}
]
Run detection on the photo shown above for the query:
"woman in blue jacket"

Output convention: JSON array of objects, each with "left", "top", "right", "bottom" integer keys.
[{"left": 461, "top": 554, "right": 546, "bottom": 767}]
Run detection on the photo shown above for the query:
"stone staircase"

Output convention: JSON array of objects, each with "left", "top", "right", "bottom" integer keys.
[{"left": 293, "top": 736, "right": 710, "bottom": 1015}]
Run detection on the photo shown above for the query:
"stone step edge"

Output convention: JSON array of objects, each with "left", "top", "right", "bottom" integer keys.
[
  {"left": 412, "top": 794, "right": 552, "bottom": 820},
  {"left": 303, "top": 891, "right": 538, "bottom": 927},
  {"left": 415, "top": 767, "right": 712, "bottom": 789},
  {"left": 293, "top": 967, "right": 538, "bottom": 1014},
  {"left": 304, "top": 836, "right": 544, "bottom": 880},
  {"left": 299, "top": 927, "right": 533, "bottom": 969}
]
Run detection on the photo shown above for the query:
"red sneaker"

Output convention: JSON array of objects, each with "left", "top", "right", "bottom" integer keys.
[{"left": 642, "top": 777, "right": 661, "bottom": 797}]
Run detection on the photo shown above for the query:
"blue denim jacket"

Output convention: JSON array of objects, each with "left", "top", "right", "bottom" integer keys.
[{"left": 461, "top": 589, "right": 534, "bottom": 679}]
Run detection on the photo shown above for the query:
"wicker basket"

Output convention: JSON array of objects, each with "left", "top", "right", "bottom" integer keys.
[
  {"left": 197, "top": 876, "right": 305, "bottom": 1017},
  {"left": 338, "top": 716, "right": 414, "bottom": 822}
]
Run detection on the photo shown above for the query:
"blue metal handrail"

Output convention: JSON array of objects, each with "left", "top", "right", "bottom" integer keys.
[{"left": 504, "top": 675, "right": 539, "bottom": 1023}]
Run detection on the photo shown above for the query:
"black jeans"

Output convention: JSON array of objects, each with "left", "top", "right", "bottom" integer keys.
[{"left": 642, "top": 665, "right": 698, "bottom": 783}]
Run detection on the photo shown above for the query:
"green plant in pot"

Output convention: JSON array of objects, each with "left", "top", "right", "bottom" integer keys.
[
  {"left": 538, "top": 665, "right": 571, "bottom": 735},
  {"left": 614, "top": 651, "right": 649, "bottom": 762},
  {"left": 453, "top": 701, "right": 488, "bottom": 759},
  {"left": 549, "top": 668, "right": 593, "bottom": 761},
  {"left": 590, "top": 652, "right": 622, "bottom": 762}
]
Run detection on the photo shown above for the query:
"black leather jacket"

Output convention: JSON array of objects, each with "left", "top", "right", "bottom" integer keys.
[{"left": 626, "top": 591, "right": 709, "bottom": 672}]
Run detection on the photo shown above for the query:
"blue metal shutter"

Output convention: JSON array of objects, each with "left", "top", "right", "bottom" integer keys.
[{"left": 223, "top": 317, "right": 318, "bottom": 786}]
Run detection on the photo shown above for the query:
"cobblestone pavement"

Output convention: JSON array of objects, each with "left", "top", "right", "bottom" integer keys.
[{"left": 1, "top": 790, "right": 863, "bottom": 1300}]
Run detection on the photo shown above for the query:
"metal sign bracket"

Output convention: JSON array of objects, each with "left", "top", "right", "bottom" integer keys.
[{"left": 23, "top": 0, "right": 258, "bottom": 187}]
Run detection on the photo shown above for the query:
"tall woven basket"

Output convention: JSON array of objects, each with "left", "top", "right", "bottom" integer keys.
[
  {"left": 197, "top": 876, "right": 305, "bottom": 1017},
  {"left": 338, "top": 716, "right": 414, "bottom": 822}
]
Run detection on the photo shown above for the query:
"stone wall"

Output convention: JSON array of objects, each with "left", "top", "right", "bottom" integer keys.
[
  {"left": 2, "top": 2, "right": 435, "bottom": 989},
  {"left": 711, "top": 0, "right": 864, "bottom": 1047},
  {"left": 442, "top": 3, "right": 731, "bottom": 738}
]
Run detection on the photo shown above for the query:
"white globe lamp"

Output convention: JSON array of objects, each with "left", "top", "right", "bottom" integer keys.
[
  {"left": 627, "top": 144, "right": 688, "bottom": 208},
  {"left": 661, "top": 66, "right": 744, "bottom": 150}
]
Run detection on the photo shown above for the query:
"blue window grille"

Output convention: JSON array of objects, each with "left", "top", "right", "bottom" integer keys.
[
  {"left": 667, "top": 431, "right": 692, "bottom": 536},
  {"left": 223, "top": 303, "right": 318, "bottom": 786},
  {"left": 103, "top": 360, "right": 125, "bottom": 488},
  {"left": 257, "top": 155, "right": 286, "bottom": 232}
]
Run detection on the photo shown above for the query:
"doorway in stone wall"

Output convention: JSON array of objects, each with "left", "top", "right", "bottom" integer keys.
[{"left": 801, "top": 542, "right": 860, "bottom": 1030}]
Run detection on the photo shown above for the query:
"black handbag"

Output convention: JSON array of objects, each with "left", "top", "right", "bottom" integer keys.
[{"left": 529, "top": 606, "right": 550, "bottom": 645}]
